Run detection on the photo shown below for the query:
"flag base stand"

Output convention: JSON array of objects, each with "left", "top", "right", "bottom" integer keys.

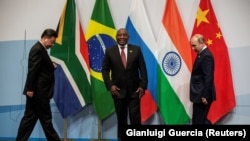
[
  {"left": 89, "top": 119, "right": 107, "bottom": 141},
  {"left": 61, "top": 118, "right": 107, "bottom": 141}
]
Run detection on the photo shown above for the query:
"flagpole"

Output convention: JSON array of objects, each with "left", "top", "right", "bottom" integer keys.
[
  {"left": 62, "top": 118, "right": 74, "bottom": 141},
  {"left": 89, "top": 118, "right": 106, "bottom": 141}
]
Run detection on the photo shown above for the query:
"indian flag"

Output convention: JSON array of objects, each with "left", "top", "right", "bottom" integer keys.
[{"left": 156, "top": 0, "right": 193, "bottom": 124}]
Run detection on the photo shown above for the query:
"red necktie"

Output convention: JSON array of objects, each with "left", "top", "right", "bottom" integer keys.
[{"left": 120, "top": 47, "right": 126, "bottom": 68}]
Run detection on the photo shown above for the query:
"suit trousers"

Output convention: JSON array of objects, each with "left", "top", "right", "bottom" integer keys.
[
  {"left": 192, "top": 102, "right": 212, "bottom": 125},
  {"left": 114, "top": 96, "right": 141, "bottom": 141},
  {"left": 16, "top": 96, "right": 61, "bottom": 141}
]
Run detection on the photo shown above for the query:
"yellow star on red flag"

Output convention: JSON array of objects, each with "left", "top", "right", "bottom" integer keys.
[{"left": 196, "top": 7, "right": 209, "bottom": 27}]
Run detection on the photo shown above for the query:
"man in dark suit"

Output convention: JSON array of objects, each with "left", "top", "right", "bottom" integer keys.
[
  {"left": 16, "top": 29, "right": 61, "bottom": 141},
  {"left": 102, "top": 28, "right": 148, "bottom": 141},
  {"left": 190, "top": 34, "right": 216, "bottom": 125}
]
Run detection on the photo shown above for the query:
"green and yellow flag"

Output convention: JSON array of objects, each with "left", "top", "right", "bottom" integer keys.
[
  {"left": 85, "top": 0, "right": 116, "bottom": 120},
  {"left": 50, "top": 0, "right": 91, "bottom": 118}
]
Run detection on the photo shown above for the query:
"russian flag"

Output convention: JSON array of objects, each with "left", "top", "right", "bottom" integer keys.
[{"left": 125, "top": 0, "right": 158, "bottom": 123}]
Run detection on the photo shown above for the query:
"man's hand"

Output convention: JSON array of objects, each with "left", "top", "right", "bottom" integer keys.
[
  {"left": 110, "top": 85, "right": 120, "bottom": 96},
  {"left": 136, "top": 87, "right": 145, "bottom": 98},
  {"left": 52, "top": 62, "right": 57, "bottom": 69},
  {"left": 201, "top": 97, "right": 208, "bottom": 105},
  {"left": 26, "top": 91, "right": 34, "bottom": 98}
]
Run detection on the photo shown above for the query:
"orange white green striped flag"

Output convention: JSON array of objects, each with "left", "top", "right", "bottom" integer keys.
[{"left": 156, "top": 0, "right": 193, "bottom": 124}]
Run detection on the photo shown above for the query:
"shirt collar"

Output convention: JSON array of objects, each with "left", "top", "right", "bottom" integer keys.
[
  {"left": 199, "top": 45, "right": 207, "bottom": 54},
  {"left": 118, "top": 44, "right": 128, "bottom": 48}
]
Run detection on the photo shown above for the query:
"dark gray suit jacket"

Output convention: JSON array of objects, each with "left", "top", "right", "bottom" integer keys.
[
  {"left": 190, "top": 48, "right": 216, "bottom": 103},
  {"left": 102, "top": 44, "right": 148, "bottom": 99},
  {"left": 23, "top": 41, "right": 55, "bottom": 99}
]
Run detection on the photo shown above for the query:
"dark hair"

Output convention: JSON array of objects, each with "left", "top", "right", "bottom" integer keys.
[{"left": 41, "top": 28, "right": 58, "bottom": 38}]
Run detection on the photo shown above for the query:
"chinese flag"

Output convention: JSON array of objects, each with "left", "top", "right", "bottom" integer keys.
[{"left": 191, "top": 0, "right": 236, "bottom": 124}]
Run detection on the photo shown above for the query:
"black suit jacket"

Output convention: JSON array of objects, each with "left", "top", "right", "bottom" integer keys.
[
  {"left": 190, "top": 48, "right": 216, "bottom": 103},
  {"left": 102, "top": 44, "right": 148, "bottom": 99},
  {"left": 23, "top": 41, "right": 55, "bottom": 99}
]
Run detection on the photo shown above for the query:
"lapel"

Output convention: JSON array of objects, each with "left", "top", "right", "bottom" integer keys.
[
  {"left": 193, "top": 48, "right": 207, "bottom": 70},
  {"left": 193, "top": 53, "right": 201, "bottom": 70},
  {"left": 38, "top": 42, "right": 54, "bottom": 69},
  {"left": 126, "top": 45, "right": 134, "bottom": 69}
]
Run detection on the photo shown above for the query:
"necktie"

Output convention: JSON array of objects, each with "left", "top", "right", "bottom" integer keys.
[{"left": 120, "top": 47, "right": 126, "bottom": 68}]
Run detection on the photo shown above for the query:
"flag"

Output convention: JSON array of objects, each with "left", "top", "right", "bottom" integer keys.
[
  {"left": 125, "top": 0, "right": 158, "bottom": 123},
  {"left": 85, "top": 0, "right": 116, "bottom": 120},
  {"left": 50, "top": 0, "right": 91, "bottom": 118},
  {"left": 191, "top": 0, "right": 236, "bottom": 124},
  {"left": 156, "top": 0, "right": 193, "bottom": 124}
]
